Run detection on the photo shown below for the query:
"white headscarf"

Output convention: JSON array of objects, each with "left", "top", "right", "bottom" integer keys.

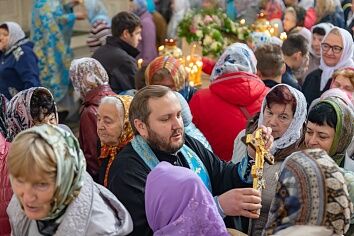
[
  {"left": 309, "top": 23, "right": 333, "bottom": 58},
  {"left": 258, "top": 84, "right": 307, "bottom": 154},
  {"left": 319, "top": 27, "right": 354, "bottom": 91},
  {"left": 210, "top": 43, "right": 257, "bottom": 81},
  {"left": 0, "top": 21, "right": 25, "bottom": 51}
]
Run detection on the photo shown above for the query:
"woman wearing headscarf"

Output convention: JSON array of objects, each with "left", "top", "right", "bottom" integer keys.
[
  {"left": 70, "top": 57, "right": 115, "bottom": 182},
  {"left": 174, "top": 92, "right": 212, "bottom": 151},
  {"left": 145, "top": 162, "right": 229, "bottom": 235},
  {"left": 189, "top": 43, "right": 268, "bottom": 161},
  {"left": 31, "top": 0, "right": 86, "bottom": 114},
  {"left": 6, "top": 87, "right": 64, "bottom": 142},
  {"left": 0, "top": 22, "right": 40, "bottom": 100},
  {"left": 145, "top": 56, "right": 197, "bottom": 102},
  {"left": 232, "top": 84, "right": 307, "bottom": 235},
  {"left": 263, "top": 149, "right": 353, "bottom": 236},
  {"left": 6, "top": 124, "right": 133, "bottom": 235},
  {"left": 304, "top": 23, "right": 333, "bottom": 78},
  {"left": 97, "top": 95, "right": 134, "bottom": 187},
  {"left": 303, "top": 27, "right": 354, "bottom": 106},
  {"left": 304, "top": 97, "right": 354, "bottom": 171},
  {"left": 0, "top": 94, "right": 10, "bottom": 236},
  {"left": 129, "top": 0, "right": 158, "bottom": 66},
  {"left": 167, "top": 0, "right": 191, "bottom": 39}
]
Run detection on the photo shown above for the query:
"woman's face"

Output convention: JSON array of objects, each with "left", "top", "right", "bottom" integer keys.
[
  {"left": 331, "top": 75, "right": 354, "bottom": 95},
  {"left": 263, "top": 103, "right": 294, "bottom": 139},
  {"left": 34, "top": 113, "right": 58, "bottom": 126},
  {"left": 322, "top": 33, "right": 343, "bottom": 67},
  {"left": 283, "top": 12, "right": 296, "bottom": 32},
  {"left": 0, "top": 28, "right": 9, "bottom": 51},
  {"left": 312, "top": 33, "right": 325, "bottom": 56},
  {"left": 12, "top": 174, "right": 56, "bottom": 220},
  {"left": 304, "top": 121, "right": 335, "bottom": 153}
]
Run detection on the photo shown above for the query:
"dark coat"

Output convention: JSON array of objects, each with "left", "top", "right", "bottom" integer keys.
[
  {"left": 107, "top": 135, "right": 251, "bottom": 236},
  {"left": 302, "top": 68, "right": 331, "bottom": 106},
  {"left": 0, "top": 39, "right": 40, "bottom": 100},
  {"left": 92, "top": 37, "right": 139, "bottom": 93},
  {"left": 79, "top": 85, "right": 115, "bottom": 181}
]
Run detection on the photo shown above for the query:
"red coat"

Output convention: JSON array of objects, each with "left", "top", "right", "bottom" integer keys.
[
  {"left": 79, "top": 85, "right": 115, "bottom": 181},
  {"left": 189, "top": 72, "right": 268, "bottom": 161},
  {"left": 0, "top": 133, "right": 11, "bottom": 236}
]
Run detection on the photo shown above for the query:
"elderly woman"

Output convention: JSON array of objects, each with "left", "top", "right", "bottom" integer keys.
[
  {"left": 145, "top": 56, "right": 197, "bottom": 102},
  {"left": 145, "top": 162, "right": 229, "bottom": 235},
  {"left": 330, "top": 67, "right": 354, "bottom": 101},
  {"left": 6, "top": 87, "right": 59, "bottom": 141},
  {"left": 283, "top": 6, "right": 311, "bottom": 42},
  {"left": 304, "top": 97, "right": 353, "bottom": 170},
  {"left": 303, "top": 27, "right": 354, "bottom": 106},
  {"left": 189, "top": 43, "right": 268, "bottom": 161},
  {"left": 263, "top": 149, "right": 353, "bottom": 235},
  {"left": 0, "top": 22, "right": 40, "bottom": 100},
  {"left": 70, "top": 57, "right": 115, "bottom": 181},
  {"left": 6, "top": 124, "right": 133, "bottom": 235},
  {"left": 232, "top": 84, "right": 307, "bottom": 235},
  {"left": 97, "top": 95, "right": 133, "bottom": 187}
]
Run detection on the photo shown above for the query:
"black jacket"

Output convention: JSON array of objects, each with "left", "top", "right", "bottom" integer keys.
[
  {"left": 106, "top": 135, "right": 250, "bottom": 236},
  {"left": 92, "top": 37, "right": 139, "bottom": 93},
  {"left": 302, "top": 69, "right": 331, "bottom": 107}
]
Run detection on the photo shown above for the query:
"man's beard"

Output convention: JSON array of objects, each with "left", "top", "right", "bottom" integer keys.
[{"left": 145, "top": 126, "right": 184, "bottom": 154}]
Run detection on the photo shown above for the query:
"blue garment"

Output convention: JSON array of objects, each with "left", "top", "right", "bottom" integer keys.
[
  {"left": 83, "top": 0, "right": 110, "bottom": 25},
  {"left": 319, "top": 6, "right": 345, "bottom": 28},
  {"left": 131, "top": 135, "right": 212, "bottom": 191},
  {"left": 281, "top": 65, "right": 302, "bottom": 91},
  {"left": 146, "top": 0, "right": 156, "bottom": 13},
  {"left": 31, "top": 0, "right": 76, "bottom": 102},
  {"left": 178, "top": 85, "right": 197, "bottom": 103},
  {"left": 226, "top": 0, "right": 237, "bottom": 21},
  {"left": 0, "top": 39, "right": 40, "bottom": 100}
]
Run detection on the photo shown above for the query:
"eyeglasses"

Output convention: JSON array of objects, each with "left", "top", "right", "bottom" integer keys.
[{"left": 321, "top": 43, "right": 343, "bottom": 54}]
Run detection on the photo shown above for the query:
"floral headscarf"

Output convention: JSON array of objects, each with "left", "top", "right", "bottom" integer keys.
[
  {"left": 319, "top": 27, "right": 354, "bottom": 91},
  {"left": 258, "top": 84, "right": 307, "bottom": 156},
  {"left": 6, "top": 87, "right": 57, "bottom": 141},
  {"left": 264, "top": 149, "right": 353, "bottom": 236},
  {"left": 99, "top": 95, "right": 133, "bottom": 187},
  {"left": 13, "top": 124, "right": 86, "bottom": 220},
  {"left": 0, "top": 94, "right": 8, "bottom": 137},
  {"left": 145, "top": 56, "right": 187, "bottom": 91},
  {"left": 69, "top": 57, "right": 109, "bottom": 98},
  {"left": 210, "top": 43, "right": 257, "bottom": 82},
  {"left": 0, "top": 21, "right": 25, "bottom": 52}
]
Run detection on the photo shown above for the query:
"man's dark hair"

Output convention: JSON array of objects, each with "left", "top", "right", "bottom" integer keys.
[
  {"left": 111, "top": 11, "right": 141, "bottom": 37},
  {"left": 281, "top": 34, "right": 309, "bottom": 56},
  {"left": 30, "top": 88, "right": 56, "bottom": 123},
  {"left": 255, "top": 44, "right": 284, "bottom": 78},
  {"left": 129, "top": 85, "right": 172, "bottom": 135}
]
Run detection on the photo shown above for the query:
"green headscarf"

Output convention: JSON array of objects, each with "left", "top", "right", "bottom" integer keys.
[
  {"left": 14, "top": 124, "right": 86, "bottom": 220},
  {"left": 321, "top": 97, "right": 354, "bottom": 166}
]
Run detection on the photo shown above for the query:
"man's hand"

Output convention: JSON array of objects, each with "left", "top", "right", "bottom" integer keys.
[
  {"left": 218, "top": 188, "right": 261, "bottom": 218},
  {"left": 247, "top": 125, "right": 273, "bottom": 159}
]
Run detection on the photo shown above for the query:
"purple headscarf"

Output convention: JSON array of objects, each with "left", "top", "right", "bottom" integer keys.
[{"left": 145, "top": 162, "right": 229, "bottom": 236}]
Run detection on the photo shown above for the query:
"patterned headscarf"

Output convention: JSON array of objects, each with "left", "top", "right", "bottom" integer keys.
[
  {"left": 0, "top": 21, "right": 25, "bottom": 52},
  {"left": 6, "top": 87, "right": 57, "bottom": 141},
  {"left": 69, "top": 57, "right": 109, "bottom": 98},
  {"left": 319, "top": 27, "right": 354, "bottom": 91},
  {"left": 145, "top": 56, "right": 187, "bottom": 91},
  {"left": 0, "top": 94, "right": 8, "bottom": 138},
  {"left": 264, "top": 149, "right": 353, "bottom": 236},
  {"left": 316, "top": 97, "right": 354, "bottom": 165},
  {"left": 258, "top": 84, "right": 307, "bottom": 155},
  {"left": 210, "top": 43, "right": 257, "bottom": 82},
  {"left": 99, "top": 95, "right": 133, "bottom": 187},
  {"left": 13, "top": 124, "right": 86, "bottom": 220},
  {"left": 145, "top": 162, "right": 229, "bottom": 235}
]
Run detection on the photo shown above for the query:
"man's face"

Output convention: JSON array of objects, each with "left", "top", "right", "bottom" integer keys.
[
  {"left": 142, "top": 92, "right": 184, "bottom": 153},
  {"left": 97, "top": 103, "right": 123, "bottom": 146},
  {"left": 125, "top": 27, "right": 142, "bottom": 48}
]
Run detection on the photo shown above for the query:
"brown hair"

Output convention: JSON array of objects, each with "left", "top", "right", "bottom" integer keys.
[
  {"left": 332, "top": 67, "right": 354, "bottom": 88},
  {"left": 266, "top": 85, "right": 297, "bottom": 114},
  {"left": 129, "top": 85, "right": 172, "bottom": 134},
  {"left": 255, "top": 44, "right": 284, "bottom": 78}
]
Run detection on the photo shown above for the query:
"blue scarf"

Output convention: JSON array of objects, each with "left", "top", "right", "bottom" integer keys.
[{"left": 131, "top": 135, "right": 212, "bottom": 191}]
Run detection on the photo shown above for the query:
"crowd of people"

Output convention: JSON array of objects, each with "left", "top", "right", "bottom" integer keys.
[{"left": 0, "top": 0, "right": 353, "bottom": 235}]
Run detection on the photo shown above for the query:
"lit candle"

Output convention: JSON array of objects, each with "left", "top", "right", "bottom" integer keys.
[
  {"left": 137, "top": 59, "right": 143, "bottom": 69},
  {"left": 280, "top": 32, "right": 287, "bottom": 41},
  {"left": 240, "top": 19, "right": 246, "bottom": 25}
]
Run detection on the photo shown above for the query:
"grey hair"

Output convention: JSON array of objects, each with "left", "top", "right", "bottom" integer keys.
[{"left": 99, "top": 96, "right": 124, "bottom": 125}]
